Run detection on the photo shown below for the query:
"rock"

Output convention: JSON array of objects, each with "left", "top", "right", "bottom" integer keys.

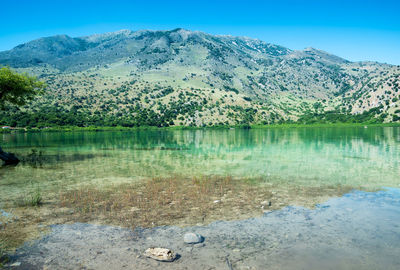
[
  {"left": 144, "top": 247, "right": 176, "bottom": 262},
  {"left": 213, "top": 200, "right": 220, "bottom": 204},
  {"left": 184, "top": 232, "right": 204, "bottom": 244},
  {"left": 260, "top": 201, "right": 271, "bottom": 207}
]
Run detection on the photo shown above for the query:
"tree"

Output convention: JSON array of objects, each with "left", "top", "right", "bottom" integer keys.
[{"left": 0, "top": 66, "right": 45, "bottom": 164}]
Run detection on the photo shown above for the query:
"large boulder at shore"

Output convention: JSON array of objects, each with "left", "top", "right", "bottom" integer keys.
[
  {"left": 183, "top": 233, "right": 204, "bottom": 244},
  {"left": 144, "top": 247, "right": 176, "bottom": 262}
]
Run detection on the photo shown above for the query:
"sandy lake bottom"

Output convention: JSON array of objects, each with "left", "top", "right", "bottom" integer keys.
[
  {"left": 6, "top": 188, "right": 400, "bottom": 270},
  {"left": 1, "top": 128, "right": 400, "bottom": 269}
]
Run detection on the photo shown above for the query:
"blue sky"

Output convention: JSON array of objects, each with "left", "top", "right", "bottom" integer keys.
[{"left": 1, "top": 0, "right": 399, "bottom": 64}]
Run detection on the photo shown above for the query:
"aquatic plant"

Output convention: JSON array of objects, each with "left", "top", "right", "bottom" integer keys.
[
  {"left": 16, "top": 184, "right": 42, "bottom": 207},
  {"left": 0, "top": 241, "right": 9, "bottom": 267},
  {"left": 57, "top": 174, "right": 357, "bottom": 230},
  {"left": 58, "top": 176, "right": 276, "bottom": 228},
  {"left": 28, "top": 187, "right": 43, "bottom": 207}
]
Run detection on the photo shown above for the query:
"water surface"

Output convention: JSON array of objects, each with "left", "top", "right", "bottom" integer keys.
[
  {"left": 2, "top": 127, "right": 400, "bottom": 268},
  {"left": 1, "top": 127, "right": 400, "bottom": 200},
  {"left": 11, "top": 188, "right": 400, "bottom": 270}
]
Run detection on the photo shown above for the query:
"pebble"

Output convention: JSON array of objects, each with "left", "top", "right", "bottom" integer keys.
[
  {"left": 184, "top": 232, "right": 204, "bottom": 244},
  {"left": 261, "top": 201, "right": 272, "bottom": 207}
]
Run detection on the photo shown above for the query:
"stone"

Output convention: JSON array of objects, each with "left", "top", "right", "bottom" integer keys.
[
  {"left": 184, "top": 233, "right": 204, "bottom": 244},
  {"left": 260, "top": 201, "right": 271, "bottom": 207},
  {"left": 144, "top": 247, "right": 176, "bottom": 262}
]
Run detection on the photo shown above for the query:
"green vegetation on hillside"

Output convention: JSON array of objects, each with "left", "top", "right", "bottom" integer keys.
[
  {"left": 0, "top": 29, "right": 399, "bottom": 127},
  {"left": 0, "top": 106, "right": 396, "bottom": 130}
]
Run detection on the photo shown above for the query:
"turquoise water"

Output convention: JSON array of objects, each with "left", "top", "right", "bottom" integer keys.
[
  {"left": 1, "top": 127, "right": 400, "bottom": 200},
  {"left": 2, "top": 127, "right": 400, "bottom": 269}
]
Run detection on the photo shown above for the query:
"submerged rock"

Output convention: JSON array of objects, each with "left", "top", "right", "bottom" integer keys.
[
  {"left": 144, "top": 247, "right": 176, "bottom": 262},
  {"left": 184, "top": 233, "right": 204, "bottom": 244}
]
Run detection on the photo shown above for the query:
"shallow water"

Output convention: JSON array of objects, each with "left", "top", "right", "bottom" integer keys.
[
  {"left": 2, "top": 127, "right": 400, "bottom": 268},
  {"left": 11, "top": 188, "right": 400, "bottom": 269},
  {"left": 1, "top": 127, "right": 400, "bottom": 198}
]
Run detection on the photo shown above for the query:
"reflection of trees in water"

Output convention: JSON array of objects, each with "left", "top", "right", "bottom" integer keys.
[
  {"left": 15, "top": 149, "right": 108, "bottom": 168},
  {"left": 2, "top": 127, "right": 399, "bottom": 150},
  {"left": 1, "top": 128, "right": 399, "bottom": 186}
]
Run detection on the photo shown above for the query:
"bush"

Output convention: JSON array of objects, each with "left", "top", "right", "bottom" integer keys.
[{"left": 243, "top": 97, "right": 252, "bottom": 102}]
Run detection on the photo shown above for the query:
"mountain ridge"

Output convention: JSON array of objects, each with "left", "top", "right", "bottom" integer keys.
[{"left": 0, "top": 29, "right": 399, "bottom": 127}]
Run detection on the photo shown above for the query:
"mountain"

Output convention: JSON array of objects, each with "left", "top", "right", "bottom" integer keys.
[{"left": 0, "top": 28, "right": 399, "bottom": 127}]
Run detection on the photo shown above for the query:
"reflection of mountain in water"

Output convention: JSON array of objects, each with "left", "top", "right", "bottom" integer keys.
[{"left": 1, "top": 127, "right": 400, "bottom": 190}]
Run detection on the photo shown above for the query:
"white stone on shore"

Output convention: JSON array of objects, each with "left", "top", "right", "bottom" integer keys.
[{"left": 144, "top": 247, "right": 176, "bottom": 262}]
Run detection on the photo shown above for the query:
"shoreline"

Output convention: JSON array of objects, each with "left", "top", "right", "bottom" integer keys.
[
  {"left": 1, "top": 122, "right": 400, "bottom": 133},
  {"left": 5, "top": 188, "right": 400, "bottom": 270}
]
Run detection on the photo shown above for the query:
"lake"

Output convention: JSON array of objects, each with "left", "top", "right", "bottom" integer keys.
[
  {"left": 1, "top": 127, "right": 400, "bottom": 196},
  {"left": 1, "top": 126, "right": 400, "bottom": 269}
]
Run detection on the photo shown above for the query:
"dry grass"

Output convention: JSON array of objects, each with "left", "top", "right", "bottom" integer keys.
[
  {"left": 58, "top": 176, "right": 274, "bottom": 228},
  {"left": 0, "top": 208, "right": 49, "bottom": 252},
  {"left": 58, "top": 176, "right": 356, "bottom": 229},
  {"left": 0, "top": 175, "right": 356, "bottom": 251}
]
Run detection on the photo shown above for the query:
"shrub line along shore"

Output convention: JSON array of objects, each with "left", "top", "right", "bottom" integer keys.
[{"left": 1, "top": 122, "right": 399, "bottom": 133}]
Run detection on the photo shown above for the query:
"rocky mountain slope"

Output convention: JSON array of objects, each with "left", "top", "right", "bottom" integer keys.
[{"left": 0, "top": 28, "right": 399, "bottom": 127}]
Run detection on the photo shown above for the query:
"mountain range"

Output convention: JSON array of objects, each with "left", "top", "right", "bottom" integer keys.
[{"left": 0, "top": 28, "right": 399, "bottom": 127}]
